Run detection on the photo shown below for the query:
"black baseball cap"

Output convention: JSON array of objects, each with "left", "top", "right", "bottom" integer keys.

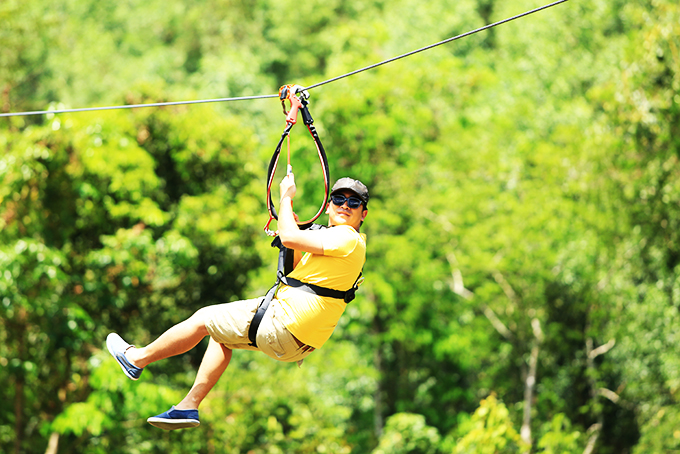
[{"left": 330, "top": 177, "right": 369, "bottom": 206}]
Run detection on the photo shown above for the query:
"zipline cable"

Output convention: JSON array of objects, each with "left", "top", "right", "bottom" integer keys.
[
  {"left": 0, "top": 0, "right": 569, "bottom": 118},
  {"left": 0, "top": 94, "right": 278, "bottom": 118},
  {"left": 303, "top": 0, "right": 569, "bottom": 91}
]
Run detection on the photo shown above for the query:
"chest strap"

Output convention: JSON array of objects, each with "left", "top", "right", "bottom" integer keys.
[{"left": 280, "top": 275, "right": 362, "bottom": 304}]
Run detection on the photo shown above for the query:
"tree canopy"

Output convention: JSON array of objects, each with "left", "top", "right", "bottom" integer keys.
[{"left": 2, "top": 0, "right": 680, "bottom": 453}]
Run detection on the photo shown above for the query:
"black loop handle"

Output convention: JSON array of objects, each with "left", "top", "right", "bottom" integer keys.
[{"left": 264, "top": 94, "right": 330, "bottom": 236}]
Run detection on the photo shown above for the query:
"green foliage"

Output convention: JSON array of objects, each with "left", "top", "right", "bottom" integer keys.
[
  {"left": 202, "top": 347, "right": 364, "bottom": 454},
  {"left": 1, "top": 97, "right": 264, "bottom": 453},
  {"left": 452, "top": 395, "right": 528, "bottom": 454},
  {"left": 536, "top": 413, "right": 583, "bottom": 454},
  {"left": 587, "top": 0, "right": 680, "bottom": 450},
  {"left": 633, "top": 406, "right": 680, "bottom": 454},
  {"left": 372, "top": 413, "right": 441, "bottom": 454}
]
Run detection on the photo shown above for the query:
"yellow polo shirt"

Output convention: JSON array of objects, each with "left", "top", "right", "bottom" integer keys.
[{"left": 276, "top": 225, "right": 366, "bottom": 348}]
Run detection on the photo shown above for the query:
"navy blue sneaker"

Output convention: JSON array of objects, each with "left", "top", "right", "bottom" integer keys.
[
  {"left": 147, "top": 406, "right": 200, "bottom": 430},
  {"left": 106, "top": 333, "right": 144, "bottom": 380}
]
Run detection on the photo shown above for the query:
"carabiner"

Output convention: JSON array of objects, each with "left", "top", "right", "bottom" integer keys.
[{"left": 279, "top": 84, "right": 309, "bottom": 125}]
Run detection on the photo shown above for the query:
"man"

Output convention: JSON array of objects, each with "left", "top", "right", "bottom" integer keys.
[{"left": 106, "top": 174, "right": 369, "bottom": 430}]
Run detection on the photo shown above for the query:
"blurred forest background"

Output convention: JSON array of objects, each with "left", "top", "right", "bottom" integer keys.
[{"left": 2, "top": 0, "right": 680, "bottom": 453}]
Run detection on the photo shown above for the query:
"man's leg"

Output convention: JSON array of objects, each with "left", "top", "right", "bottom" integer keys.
[
  {"left": 146, "top": 335, "right": 232, "bottom": 429},
  {"left": 125, "top": 307, "right": 210, "bottom": 368},
  {"left": 175, "top": 337, "right": 233, "bottom": 410}
]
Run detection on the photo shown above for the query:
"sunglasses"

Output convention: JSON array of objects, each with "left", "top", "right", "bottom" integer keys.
[{"left": 331, "top": 194, "right": 364, "bottom": 209}]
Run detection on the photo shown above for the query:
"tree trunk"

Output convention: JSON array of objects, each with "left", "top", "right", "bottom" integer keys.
[
  {"left": 520, "top": 344, "right": 539, "bottom": 447},
  {"left": 44, "top": 432, "right": 59, "bottom": 454},
  {"left": 583, "top": 337, "right": 615, "bottom": 454},
  {"left": 521, "top": 319, "right": 544, "bottom": 450}
]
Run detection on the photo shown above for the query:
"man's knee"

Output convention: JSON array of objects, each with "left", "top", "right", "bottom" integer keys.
[{"left": 190, "top": 307, "right": 212, "bottom": 335}]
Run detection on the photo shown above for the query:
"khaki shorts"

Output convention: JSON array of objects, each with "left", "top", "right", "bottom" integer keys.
[{"left": 204, "top": 297, "right": 313, "bottom": 363}]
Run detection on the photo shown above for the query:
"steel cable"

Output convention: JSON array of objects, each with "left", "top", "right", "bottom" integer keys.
[{"left": 0, "top": 0, "right": 569, "bottom": 118}]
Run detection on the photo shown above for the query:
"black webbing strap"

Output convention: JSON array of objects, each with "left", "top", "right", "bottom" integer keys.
[
  {"left": 263, "top": 87, "right": 330, "bottom": 236},
  {"left": 248, "top": 234, "right": 291, "bottom": 347},
  {"left": 247, "top": 283, "right": 277, "bottom": 348},
  {"left": 280, "top": 276, "right": 362, "bottom": 303}
]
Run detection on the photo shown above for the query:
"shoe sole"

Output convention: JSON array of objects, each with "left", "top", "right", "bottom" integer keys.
[{"left": 147, "top": 417, "right": 200, "bottom": 430}]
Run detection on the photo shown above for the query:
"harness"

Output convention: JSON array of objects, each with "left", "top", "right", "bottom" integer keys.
[
  {"left": 247, "top": 223, "right": 364, "bottom": 347},
  {"left": 248, "top": 224, "right": 363, "bottom": 347}
]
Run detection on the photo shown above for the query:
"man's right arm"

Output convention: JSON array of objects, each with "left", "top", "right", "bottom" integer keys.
[{"left": 278, "top": 173, "right": 325, "bottom": 254}]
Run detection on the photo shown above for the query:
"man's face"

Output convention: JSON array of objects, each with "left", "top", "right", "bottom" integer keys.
[{"left": 326, "top": 190, "right": 368, "bottom": 230}]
